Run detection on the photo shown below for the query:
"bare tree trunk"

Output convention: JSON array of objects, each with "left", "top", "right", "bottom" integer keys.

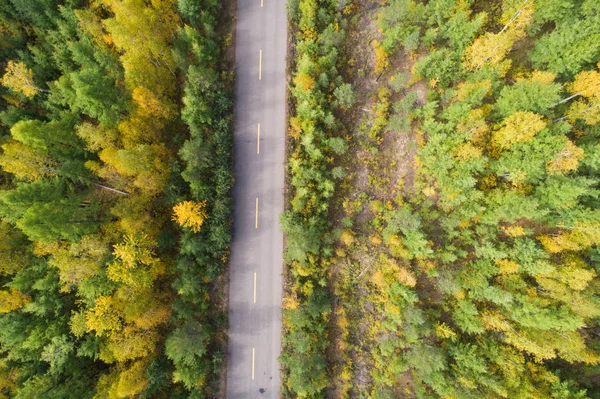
[
  {"left": 552, "top": 83, "right": 600, "bottom": 107},
  {"left": 499, "top": 9, "right": 522, "bottom": 34},
  {"left": 554, "top": 103, "right": 600, "bottom": 122},
  {"left": 553, "top": 92, "right": 582, "bottom": 106},
  {"left": 92, "top": 182, "right": 130, "bottom": 196},
  {"left": 499, "top": 0, "right": 530, "bottom": 33}
]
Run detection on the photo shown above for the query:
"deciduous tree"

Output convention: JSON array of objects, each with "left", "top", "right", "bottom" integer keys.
[
  {"left": 0, "top": 289, "right": 30, "bottom": 313},
  {"left": 493, "top": 111, "right": 547, "bottom": 149},
  {"left": 1, "top": 60, "right": 44, "bottom": 97},
  {"left": 172, "top": 201, "right": 207, "bottom": 233}
]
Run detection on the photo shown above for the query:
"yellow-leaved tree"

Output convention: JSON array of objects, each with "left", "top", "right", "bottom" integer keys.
[
  {"left": 493, "top": 111, "right": 547, "bottom": 149},
  {"left": 172, "top": 201, "right": 208, "bottom": 233},
  {"left": 0, "top": 141, "right": 57, "bottom": 181},
  {"left": 539, "top": 221, "right": 600, "bottom": 253},
  {"left": 463, "top": 4, "right": 533, "bottom": 70},
  {"left": 0, "top": 289, "right": 30, "bottom": 313},
  {"left": 463, "top": 32, "right": 516, "bottom": 71},
  {"left": 294, "top": 72, "right": 316, "bottom": 93},
  {"left": 566, "top": 63, "right": 600, "bottom": 125},
  {"left": 547, "top": 139, "right": 584, "bottom": 175},
  {"left": 48, "top": 234, "right": 109, "bottom": 291},
  {"left": 0, "top": 222, "right": 29, "bottom": 276},
  {"left": 107, "top": 233, "right": 163, "bottom": 288},
  {"left": 113, "top": 360, "right": 150, "bottom": 398},
  {"left": 0, "top": 359, "right": 19, "bottom": 399},
  {"left": 1, "top": 60, "right": 40, "bottom": 98},
  {"left": 85, "top": 296, "right": 122, "bottom": 336},
  {"left": 100, "top": 0, "right": 180, "bottom": 96}
]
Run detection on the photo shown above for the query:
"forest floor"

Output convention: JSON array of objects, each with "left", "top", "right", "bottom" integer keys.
[{"left": 327, "top": 0, "right": 425, "bottom": 397}]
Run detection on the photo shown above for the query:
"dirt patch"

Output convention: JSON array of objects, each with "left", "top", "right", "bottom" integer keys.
[{"left": 327, "top": 0, "right": 427, "bottom": 396}]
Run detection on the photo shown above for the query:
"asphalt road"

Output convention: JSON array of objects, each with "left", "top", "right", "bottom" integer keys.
[{"left": 226, "top": 0, "right": 287, "bottom": 398}]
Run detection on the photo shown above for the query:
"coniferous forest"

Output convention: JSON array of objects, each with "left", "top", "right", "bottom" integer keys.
[{"left": 0, "top": 0, "right": 233, "bottom": 397}]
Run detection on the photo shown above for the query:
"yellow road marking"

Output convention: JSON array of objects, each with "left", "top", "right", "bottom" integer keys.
[
  {"left": 254, "top": 272, "right": 257, "bottom": 304},
  {"left": 252, "top": 348, "right": 255, "bottom": 380},
  {"left": 255, "top": 198, "right": 258, "bottom": 229},
  {"left": 257, "top": 123, "right": 260, "bottom": 154},
  {"left": 259, "top": 50, "right": 262, "bottom": 80},
  {"left": 261, "top": 0, "right": 263, "bottom": 7}
]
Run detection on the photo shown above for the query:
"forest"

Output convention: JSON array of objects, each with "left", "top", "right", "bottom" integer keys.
[
  {"left": 283, "top": 0, "right": 600, "bottom": 398},
  {"left": 0, "top": 0, "right": 233, "bottom": 397},
  {"left": 4, "top": 0, "right": 600, "bottom": 398}
]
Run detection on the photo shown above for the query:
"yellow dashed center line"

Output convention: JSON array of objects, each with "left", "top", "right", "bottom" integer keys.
[
  {"left": 259, "top": 50, "right": 262, "bottom": 80},
  {"left": 255, "top": 198, "right": 259, "bottom": 229},
  {"left": 257, "top": 123, "right": 261, "bottom": 154}
]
